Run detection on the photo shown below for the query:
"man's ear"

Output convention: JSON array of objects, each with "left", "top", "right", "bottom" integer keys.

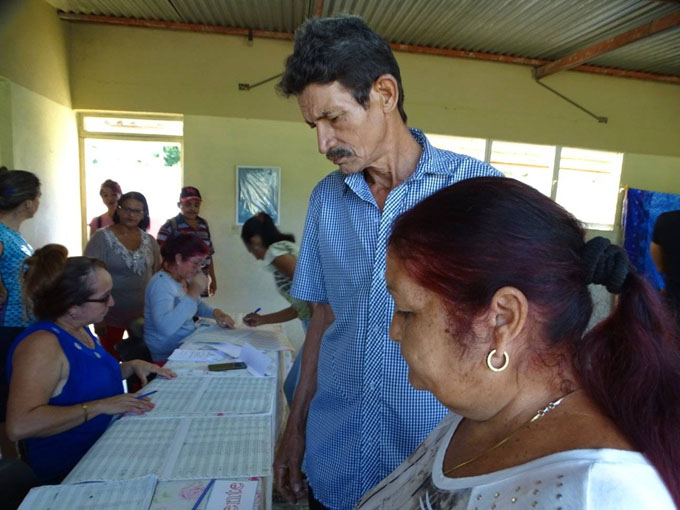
[
  {"left": 487, "top": 286, "right": 528, "bottom": 356},
  {"left": 372, "top": 74, "right": 399, "bottom": 113}
]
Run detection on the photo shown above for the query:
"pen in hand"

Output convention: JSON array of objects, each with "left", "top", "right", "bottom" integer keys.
[
  {"left": 244, "top": 307, "right": 262, "bottom": 327},
  {"left": 135, "top": 390, "right": 158, "bottom": 400}
]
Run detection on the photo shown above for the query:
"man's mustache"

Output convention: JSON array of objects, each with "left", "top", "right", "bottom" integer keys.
[{"left": 326, "top": 147, "right": 354, "bottom": 161}]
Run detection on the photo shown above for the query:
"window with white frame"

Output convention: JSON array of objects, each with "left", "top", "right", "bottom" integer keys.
[{"left": 427, "top": 132, "right": 623, "bottom": 230}]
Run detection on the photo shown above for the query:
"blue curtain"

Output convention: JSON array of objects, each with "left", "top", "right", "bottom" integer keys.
[{"left": 623, "top": 188, "right": 680, "bottom": 291}]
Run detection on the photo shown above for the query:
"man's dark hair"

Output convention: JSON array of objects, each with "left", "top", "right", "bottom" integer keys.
[{"left": 278, "top": 15, "right": 407, "bottom": 123}]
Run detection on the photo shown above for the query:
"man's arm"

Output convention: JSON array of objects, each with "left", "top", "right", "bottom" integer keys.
[{"left": 274, "top": 301, "right": 334, "bottom": 503}]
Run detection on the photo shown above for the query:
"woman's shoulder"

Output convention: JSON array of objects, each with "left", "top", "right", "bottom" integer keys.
[
  {"left": 11, "top": 322, "right": 63, "bottom": 359},
  {"left": 147, "top": 271, "right": 177, "bottom": 290},
  {"left": 268, "top": 240, "right": 297, "bottom": 258}
]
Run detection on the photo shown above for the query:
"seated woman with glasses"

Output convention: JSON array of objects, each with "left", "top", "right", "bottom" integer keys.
[
  {"left": 357, "top": 178, "right": 678, "bottom": 509},
  {"left": 84, "top": 191, "right": 160, "bottom": 359},
  {"left": 144, "top": 233, "right": 234, "bottom": 363},
  {"left": 5, "top": 244, "right": 175, "bottom": 484}
]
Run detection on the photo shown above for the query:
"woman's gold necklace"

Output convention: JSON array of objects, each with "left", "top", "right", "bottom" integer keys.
[
  {"left": 443, "top": 390, "right": 580, "bottom": 476},
  {"left": 57, "top": 320, "right": 94, "bottom": 349}
]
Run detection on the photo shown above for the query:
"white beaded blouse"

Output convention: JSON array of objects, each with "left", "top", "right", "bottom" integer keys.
[{"left": 356, "top": 413, "right": 674, "bottom": 510}]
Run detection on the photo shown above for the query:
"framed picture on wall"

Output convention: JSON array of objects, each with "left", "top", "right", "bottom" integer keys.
[{"left": 236, "top": 166, "right": 281, "bottom": 225}]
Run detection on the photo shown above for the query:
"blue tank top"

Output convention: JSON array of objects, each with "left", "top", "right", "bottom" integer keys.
[{"left": 6, "top": 321, "right": 123, "bottom": 482}]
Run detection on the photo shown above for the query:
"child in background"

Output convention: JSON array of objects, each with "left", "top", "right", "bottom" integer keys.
[
  {"left": 157, "top": 186, "right": 217, "bottom": 296},
  {"left": 241, "top": 212, "right": 310, "bottom": 404},
  {"left": 88, "top": 179, "right": 121, "bottom": 238}
]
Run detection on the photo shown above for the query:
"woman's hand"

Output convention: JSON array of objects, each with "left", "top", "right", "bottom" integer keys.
[
  {"left": 122, "top": 359, "right": 176, "bottom": 386},
  {"left": 243, "top": 313, "right": 267, "bottom": 327},
  {"left": 94, "top": 393, "right": 155, "bottom": 416},
  {"left": 187, "top": 272, "right": 209, "bottom": 298},
  {"left": 213, "top": 309, "right": 235, "bottom": 328}
]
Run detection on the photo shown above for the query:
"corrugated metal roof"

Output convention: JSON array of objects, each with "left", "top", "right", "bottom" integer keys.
[{"left": 44, "top": 0, "right": 680, "bottom": 79}]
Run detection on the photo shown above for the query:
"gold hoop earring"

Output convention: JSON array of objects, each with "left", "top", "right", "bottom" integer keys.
[{"left": 486, "top": 349, "right": 509, "bottom": 372}]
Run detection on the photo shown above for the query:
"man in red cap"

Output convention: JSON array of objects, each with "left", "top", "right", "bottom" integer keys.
[{"left": 157, "top": 186, "right": 217, "bottom": 296}]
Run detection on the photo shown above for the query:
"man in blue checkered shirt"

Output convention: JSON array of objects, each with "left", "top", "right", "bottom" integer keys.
[{"left": 274, "top": 15, "right": 501, "bottom": 509}]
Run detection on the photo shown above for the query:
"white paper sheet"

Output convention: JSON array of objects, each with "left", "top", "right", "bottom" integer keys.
[
  {"left": 170, "top": 415, "right": 272, "bottom": 480},
  {"left": 208, "top": 342, "right": 242, "bottom": 358},
  {"left": 65, "top": 416, "right": 273, "bottom": 483},
  {"left": 141, "top": 374, "right": 275, "bottom": 416},
  {"left": 206, "top": 479, "right": 259, "bottom": 510},
  {"left": 64, "top": 418, "right": 182, "bottom": 483},
  {"left": 168, "top": 349, "right": 225, "bottom": 362},
  {"left": 240, "top": 343, "right": 274, "bottom": 377},
  {"left": 185, "top": 325, "right": 292, "bottom": 351},
  {"left": 20, "top": 475, "right": 157, "bottom": 510}
]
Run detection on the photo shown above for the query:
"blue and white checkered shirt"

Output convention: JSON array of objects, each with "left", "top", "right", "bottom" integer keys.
[{"left": 291, "top": 129, "right": 501, "bottom": 509}]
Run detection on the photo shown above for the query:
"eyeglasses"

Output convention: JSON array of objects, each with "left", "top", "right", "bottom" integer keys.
[
  {"left": 189, "top": 259, "right": 208, "bottom": 269},
  {"left": 118, "top": 206, "right": 144, "bottom": 215},
  {"left": 85, "top": 292, "right": 112, "bottom": 303}
]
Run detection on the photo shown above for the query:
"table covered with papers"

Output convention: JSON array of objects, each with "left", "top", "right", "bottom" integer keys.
[{"left": 19, "top": 320, "right": 293, "bottom": 510}]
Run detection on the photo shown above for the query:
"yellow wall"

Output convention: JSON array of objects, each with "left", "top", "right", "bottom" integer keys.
[
  {"left": 68, "top": 22, "right": 680, "bottom": 158},
  {"left": 183, "top": 115, "right": 330, "bottom": 340},
  {"left": 8, "top": 81, "right": 79, "bottom": 252},
  {"left": 0, "top": 0, "right": 71, "bottom": 107},
  {"left": 0, "top": 0, "right": 81, "bottom": 254}
]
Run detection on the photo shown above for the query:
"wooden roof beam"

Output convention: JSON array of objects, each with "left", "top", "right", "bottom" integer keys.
[{"left": 534, "top": 11, "right": 680, "bottom": 79}]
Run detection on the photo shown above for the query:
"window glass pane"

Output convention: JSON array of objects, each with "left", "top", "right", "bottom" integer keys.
[
  {"left": 490, "top": 141, "right": 555, "bottom": 197},
  {"left": 426, "top": 134, "right": 486, "bottom": 161},
  {"left": 555, "top": 147, "right": 622, "bottom": 229},
  {"left": 83, "top": 116, "right": 183, "bottom": 136}
]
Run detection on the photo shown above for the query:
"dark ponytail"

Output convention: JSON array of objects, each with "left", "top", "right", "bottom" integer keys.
[
  {"left": 577, "top": 272, "right": 680, "bottom": 504},
  {"left": 241, "top": 212, "right": 294, "bottom": 248},
  {"left": 0, "top": 166, "right": 41, "bottom": 211}
]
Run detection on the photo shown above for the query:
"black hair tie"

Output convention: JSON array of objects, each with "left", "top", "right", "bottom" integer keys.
[{"left": 582, "top": 237, "right": 632, "bottom": 294}]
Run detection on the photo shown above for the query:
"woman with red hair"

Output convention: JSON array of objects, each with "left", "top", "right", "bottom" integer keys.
[{"left": 358, "top": 178, "right": 678, "bottom": 509}]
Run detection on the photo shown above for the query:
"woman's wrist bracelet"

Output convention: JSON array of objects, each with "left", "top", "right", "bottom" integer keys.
[{"left": 82, "top": 403, "right": 89, "bottom": 423}]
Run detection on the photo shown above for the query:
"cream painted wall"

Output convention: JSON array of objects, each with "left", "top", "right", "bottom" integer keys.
[
  {"left": 0, "top": 80, "right": 12, "bottom": 166},
  {"left": 622, "top": 154, "right": 680, "bottom": 195},
  {"left": 0, "top": 0, "right": 71, "bottom": 107},
  {"left": 68, "top": 22, "right": 680, "bottom": 158},
  {"left": 0, "top": 0, "right": 80, "bottom": 253},
  {"left": 9, "top": 81, "right": 80, "bottom": 254},
  {"left": 183, "top": 115, "right": 331, "bottom": 345}
]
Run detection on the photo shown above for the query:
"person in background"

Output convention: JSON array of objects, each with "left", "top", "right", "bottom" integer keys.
[
  {"left": 273, "top": 15, "right": 500, "bottom": 508},
  {"left": 0, "top": 166, "right": 41, "bottom": 460},
  {"left": 145, "top": 233, "right": 234, "bottom": 363},
  {"left": 84, "top": 191, "right": 160, "bottom": 359},
  {"left": 157, "top": 186, "right": 217, "bottom": 297},
  {"left": 357, "top": 178, "right": 678, "bottom": 509},
  {"left": 88, "top": 179, "right": 122, "bottom": 237},
  {"left": 6, "top": 244, "right": 175, "bottom": 484},
  {"left": 241, "top": 212, "right": 311, "bottom": 404},
  {"left": 651, "top": 210, "right": 680, "bottom": 327}
]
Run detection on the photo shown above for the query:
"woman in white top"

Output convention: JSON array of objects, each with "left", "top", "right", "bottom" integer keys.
[
  {"left": 84, "top": 191, "right": 160, "bottom": 359},
  {"left": 241, "top": 212, "right": 311, "bottom": 404},
  {"left": 357, "top": 178, "right": 679, "bottom": 509}
]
